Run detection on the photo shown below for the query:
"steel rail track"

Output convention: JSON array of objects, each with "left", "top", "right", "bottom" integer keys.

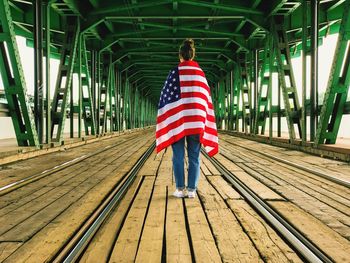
[
  {"left": 220, "top": 136, "right": 350, "bottom": 189},
  {"left": 202, "top": 149, "right": 334, "bottom": 263},
  {"left": 51, "top": 141, "right": 156, "bottom": 263},
  {"left": 0, "top": 136, "right": 140, "bottom": 196}
]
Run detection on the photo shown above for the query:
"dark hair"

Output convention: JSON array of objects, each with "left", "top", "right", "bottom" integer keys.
[{"left": 179, "top": 39, "right": 195, "bottom": 61}]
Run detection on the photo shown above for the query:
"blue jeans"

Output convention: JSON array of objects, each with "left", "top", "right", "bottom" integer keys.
[{"left": 171, "top": 134, "right": 201, "bottom": 191}]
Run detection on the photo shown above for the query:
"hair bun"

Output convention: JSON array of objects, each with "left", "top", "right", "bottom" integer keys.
[
  {"left": 184, "top": 39, "right": 194, "bottom": 47},
  {"left": 179, "top": 38, "right": 195, "bottom": 61}
]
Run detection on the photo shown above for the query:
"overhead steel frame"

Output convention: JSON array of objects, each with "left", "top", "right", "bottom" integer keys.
[
  {"left": 0, "top": 0, "right": 39, "bottom": 146},
  {"left": 315, "top": 0, "right": 350, "bottom": 145}
]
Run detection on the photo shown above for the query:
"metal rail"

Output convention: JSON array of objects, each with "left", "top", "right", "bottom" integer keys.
[
  {"left": 52, "top": 141, "right": 155, "bottom": 263},
  {"left": 202, "top": 150, "right": 333, "bottom": 263},
  {"left": 220, "top": 136, "right": 350, "bottom": 188},
  {"left": 0, "top": 135, "right": 134, "bottom": 196}
]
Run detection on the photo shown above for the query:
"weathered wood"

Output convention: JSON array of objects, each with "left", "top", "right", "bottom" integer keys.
[
  {"left": 201, "top": 156, "right": 220, "bottom": 176},
  {"left": 80, "top": 176, "right": 144, "bottom": 263},
  {"left": 269, "top": 201, "right": 350, "bottom": 262},
  {"left": 109, "top": 177, "right": 155, "bottom": 263},
  {"left": 206, "top": 176, "right": 241, "bottom": 200},
  {"left": 154, "top": 149, "right": 173, "bottom": 187},
  {"left": 135, "top": 185, "right": 167, "bottom": 263},
  {"left": 227, "top": 199, "right": 302, "bottom": 262},
  {"left": 166, "top": 188, "right": 192, "bottom": 263},
  {"left": 184, "top": 197, "right": 222, "bottom": 263},
  {"left": 197, "top": 175, "right": 262, "bottom": 262},
  {"left": 3, "top": 139, "right": 153, "bottom": 262},
  {"left": 0, "top": 242, "right": 22, "bottom": 262}
]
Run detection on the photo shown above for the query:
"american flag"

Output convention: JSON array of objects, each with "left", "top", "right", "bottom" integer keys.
[{"left": 156, "top": 60, "right": 219, "bottom": 157}]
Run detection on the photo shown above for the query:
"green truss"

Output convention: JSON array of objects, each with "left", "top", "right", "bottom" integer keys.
[
  {"left": 315, "top": 1, "right": 350, "bottom": 145},
  {"left": 1, "top": 0, "right": 348, "bottom": 146},
  {"left": 0, "top": 0, "right": 38, "bottom": 146}
]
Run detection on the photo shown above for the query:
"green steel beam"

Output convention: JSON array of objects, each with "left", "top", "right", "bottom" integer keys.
[
  {"left": 180, "top": 0, "right": 264, "bottom": 15},
  {"left": 50, "top": 17, "right": 80, "bottom": 142},
  {"left": 254, "top": 37, "right": 273, "bottom": 135},
  {"left": 315, "top": 1, "right": 350, "bottom": 145},
  {"left": 272, "top": 18, "right": 302, "bottom": 141},
  {"left": 0, "top": 0, "right": 38, "bottom": 146}
]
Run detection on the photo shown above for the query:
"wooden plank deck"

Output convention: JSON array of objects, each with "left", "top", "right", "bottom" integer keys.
[
  {"left": 81, "top": 147, "right": 304, "bottom": 263},
  {"left": 1, "top": 131, "right": 350, "bottom": 262}
]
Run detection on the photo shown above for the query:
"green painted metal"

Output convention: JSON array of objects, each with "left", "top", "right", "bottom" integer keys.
[
  {"left": 98, "top": 63, "right": 109, "bottom": 134},
  {"left": 0, "top": 0, "right": 39, "bottom": 146},
  {"left": 254, "top": 37, "right": 273, "bottom": 135},
  {"left": 80, "top": 36, "right": 96, "bottom": 135},
  {"left": 238, "top": 53, "right": 252, "bottom": 134},
  {"left": 232, "top": 65, "right": 241, "bottom": 131},
  {"left": 51, "top": 17, "right": 80, "bottom": 142},
  {"left": 2, "top": 0, "right": 349, "bottom": 147},
  {"left": 315, "top": 1, "right": 350, "bottom": 145},
  {"left": 272, "top": 18, "right": 302, "bottom": 141}
]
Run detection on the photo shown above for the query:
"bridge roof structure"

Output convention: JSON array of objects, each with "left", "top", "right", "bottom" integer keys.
[{"left": 8, "top": 0, "right": 346, "bottom": 100}]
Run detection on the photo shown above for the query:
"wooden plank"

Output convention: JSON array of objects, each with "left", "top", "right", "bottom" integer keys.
[
  {"left": 0, "top": 129, "right": 152, "bottom": 187},
  {"left": 226, "top": 199, "right": 302, "bottom": 262},
  {"left": 228, "top": 169, "right": 284, "bottom": 201},
  {"left": 135, "top": 185, "right": 167, "bottom": 263},
  {"left": 268, "top": 201, "right": 350, "bottom": 263},
  {"left": 201, "top": 155, "right": 220, "bottom": 176},
  {"left": 138, "top": 151, "right": 163, "bottom": 176},
  {"left": 200, "top": 159, "right": 212, "bottom": 176},
  {"left": 80, "top": 176, "right": 144, "bottom": 263},
  {"left": 213, "top": 154, "right": 244, "bottom": 172},
  {"left": 197, "top": 175, "right": 262, "bottom": 262},
  {"left": 154, "top": 149, "right": 173, "bottom": 187},
  {"left": 0, "top": 242, "right": 22, "bottom": 262},
  {"left": 184, "top": 197, "right": 222, "bottom": 263},
  {"left": 166, "top": 188, "right": 192, "bottom": 263},
  {"left": 0, "top": 186, "right": 54, "bottom": 216},
  {"left": 109, "top": 177, "right": 155, "bottom": 263},
  {"left": 0, "top": 136, "right": 146, "bottom": 210},
  {"left": 206, "top": 176, "right": 241, "bottom": 200},
  {"left": 3, "top": 142, "right": 153, "bottom": 262},
  {"left": 0, "top": 165, "right": 116, "bottom": 241}
]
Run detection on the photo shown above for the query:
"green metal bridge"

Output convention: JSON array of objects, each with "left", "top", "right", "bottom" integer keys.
[{"left": 0, "top": 0, "right": 349, "bottom": 148}]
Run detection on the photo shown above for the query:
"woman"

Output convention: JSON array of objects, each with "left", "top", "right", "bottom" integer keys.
[{"left": 155, "top": 39, "right": 218, "bottom": 198}]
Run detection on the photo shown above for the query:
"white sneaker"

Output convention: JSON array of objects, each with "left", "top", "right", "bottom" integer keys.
[
  {"left": 187, "top": 190, "right": 196, "bottom": 198},
  {"left": 173, "top": 189, "right": 186, "bottom": 198}
]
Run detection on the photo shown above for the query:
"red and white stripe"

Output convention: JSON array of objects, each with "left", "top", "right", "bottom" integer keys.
[{"left": 156, "top": 60, "right": 218, "bottom": 157}]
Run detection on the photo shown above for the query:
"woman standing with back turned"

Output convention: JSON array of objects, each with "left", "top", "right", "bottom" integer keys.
[{"left": 155, "top": 39, "right": 219, "bottom": 199}]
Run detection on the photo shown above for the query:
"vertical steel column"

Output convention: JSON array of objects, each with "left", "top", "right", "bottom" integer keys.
[
  {"left": 310, "top": 0, "right": 319, "bottom": 141},
  {"left": 78, "top": 34, "right": 82, "bottom": 138},
  {"left": 315, "top": 1, "right": 350, "bottom": 145},
  {"left": 277, "top": 78, "right": 281, "bottom": 137},
  {"left": 91, "top": 50, "right": 96, "bottom": 125},
  {"left": 229, "top": 70, "right": 233, "bottom": 130},
  {"left": 116, "top": 69, "right": 120, "bottom": 131},
  {"left": 96, "top": 51, "right": 101, "bottom": 134},
  {"left": 109, "top": 58, "right": 114, "bottom": 132},
  {"left": 69, "top": 63, "right": 74, "bottom": 138},
  {"left": 253, "top": 49, "right": 258, "bottom": 133},
  {"left": 50, "top": 17, "right": 80, "bottom": 142},
  {"left": 301, "top": 0, "right": 308, "bottom": 143},
  {"left": 45, "top": 1, "right": 52, "bottom": 144},
  {"left": 34, "top": 0, "right": 44, "bottom": 143},
  {"left": 0, "top": 0, "right": 39, "bottom": 146}
]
